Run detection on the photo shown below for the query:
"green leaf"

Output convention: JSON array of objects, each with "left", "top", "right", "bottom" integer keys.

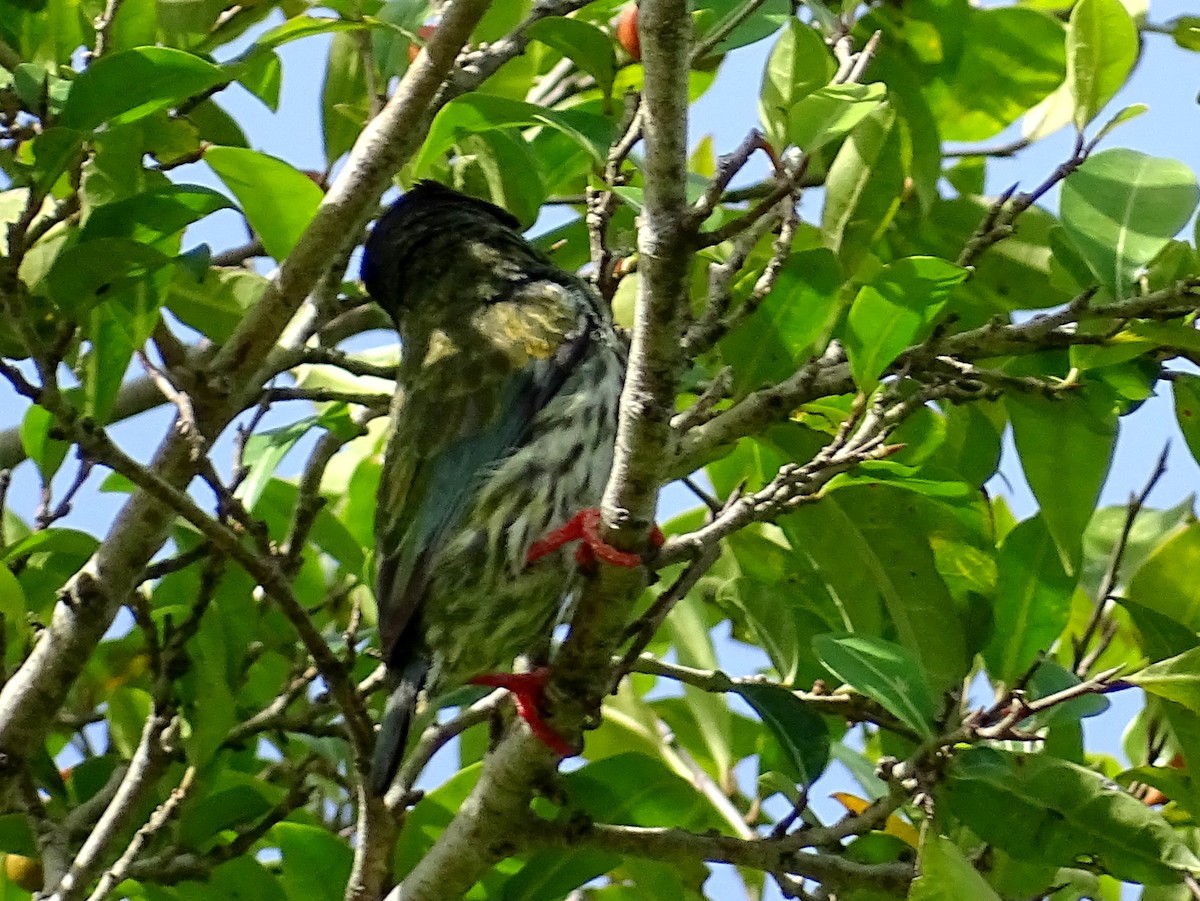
[
  {"left": 179, "top": 784, "right": 277, "bottom": 849},
  {"left": 415, "top": 94, "right": 614, "bottom": 173},
  {"left": 20, "top": 404, "right": 68, "bottom": 481},
  {"left": 83, "top": 285, "right": 165, "bottom": 422},
  {"left": 735, "top": 683, "right": 830, "bottom": 788},
  {"left": 667, "top": 594, "right": 733, "bottom": 783},
  {"left": 452, "top": 130, "right": 546, "bottom": 228},
  {"left": 1007, "top": 390, "right": 1116, "bottom": 575},
  {"left": 233, "top": 49, "right": 281, "bottom": 112},
  {"left": 80, "top": 184, "right": 233, "bottom": 247},
  {"left": 165, "top": 265, "right": 267, "bottom": 344},
  {"left": 910, "top": 833, "right": 1002, "bottom": 901},
  {"left": 984, "top": 515, "right": 1077, "bottom": 686},
  {"left": 943, "top": 746, "right": 1200, "bottom": 883},
  {"left": 693, "top": 0, "right": 790, "bottom": 55},
  {"left": 719, "top": 248, "right": 841, "bottom": 393},
  {"left": 251, "top": 14, "right": 367, "bottom": 51},
  {"left": 844, "top": 256, "right": 968, "bottom": 390},
  {"left": 526, "top": 17, "right": 617, "bottom": 98},
  {"left": 778, "top": 484, "right": 972, "bottom": 693},
  {"left": 274, "top": 823, "right": 353, "bottom": 901},
  {"left": 205, "top": 146, "right": 324, "bottom": 261},
  {"left": 1060, "top": 149, "right": 1200, "bottom": 298},
  {"left": 821, "top": 104, "right": 908, "bottom": 274},
  {"left": 1128, "top": 523, "right": 1200, "bottom": 632},
  {"left": 929, "top": 7, "right": 1066, "bottom": 142},
  {"left": 757, "top": 19, "right": 833, "bottom": 149},
  {"left": 203, "top": 857, "right": 288, "bottom": 901},
  {"left": 107, "top": 686, "right": 151, "bottom": 758},
  {"left": 61, "top": 48, "right": 227, "bottom": 131},
  {"left": 1066, "top": 0, "right": 1138, "bottom": 131},
  {"left": 321, "top": 30, "right": 368, "bottom": 166},
  {"left": 812, "top": 633, "right": 938, "bottom": 739},
  {"left": 1088, "top": 102, "right": 1149, "bottom": 146},
  {"left": 237, "top": 418, "right": 319, "bottom": 509},
  {"left": 1131, "top": 647, "right": 1200, "bottom": 714},
  {"left": 22, "top": 127, "right": 86, "bottom": 194},
  {"left": 1174, "top": 373, "right": 1200, "bottom": 469},
  {"left": 1175, "top": 16, "right": 1200, "bottom": 51},
  {"left": 786, "top": 83, "right": 886, "bottom": 153},
  {"left": 43, "top": 237, "right": 171, "bottom": 312}
]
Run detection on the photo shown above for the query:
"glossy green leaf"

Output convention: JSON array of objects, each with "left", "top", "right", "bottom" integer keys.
[
  {"left": 1131, "top": 647, "right": 1200, "bottom": 714},
  {"left": 910, "top": 833, "right": 1002, "bottom": 901},
  {"left": 667, "top": 595, "right": 733, "bottom": 783},
  {"left": 1007, "top": 390, "right": 1116, "bottom": 575},
  {"left": 180, "top": 783, "right": 278, "bottom": 850},
  {"left": 22, "top": 127, "right": 85, "bottom": 194},
  {"left": 812, "top": 633, "right": 938, "bottom": 739},
  {"left": 206, "top": 146, "right": 324, "bottom": 261},
  {"left": 61, "top": 48, "right": 227, "bottom": 131},
  {"left": 1066, "top": 0, "right": 1137, "bottom": 130},
  {"left": 251, "top": 14, "right": 366, "bottom": 51},
  {"left": 822, "top": 105, "right": 908, "bottom": 274},
  {"left": 416, "top": 94, "right": 613, "bottom": 173},
  {"left": 929, "top": 7, "right": 1066, "bottom": 141},
  {"left": 1060, "top": 149, "right": 1200, "bottom": 298},
  {"left": 1089, "top": 102, "right": 1149, "bottom": 146},
  {"left": 844, "top": 256, "right": 968, "bottom": 390},
  {"left": 106, "top": 686, "right": 151, "bottom": 758},
  {"left": 719, "top": 248, "right": 841, "bottom": 393},
  {"left": 20, "top": 404, "right": 68, "bottom": 482},
  {"left": 758, "top": 19, "right": 833, "bottom": 148},
  {"left": 1126, "top": 523, "right": 1200, "bottom": 632},
  {"left": 43, "top": 237, "right": 170, "bottom": 312},
  {"left": 235, "top": 49, "right": 282, "bottom": 112},
  {"left": 984, "top": 515, "right": 1077, "bottom": 686},
  {"left": 274, "top": 822, "right": 354, "bottom": 901},
  {"left": 452, "top": 130, "right": 546, "bottom": 228},
  {"left": 1174, "top": 374, "right": 1200, "bottom": 469},
  {"left": 166, "top": 266, "right": 268, "bottom": 344},
  {"left": 785, "top": 82, "right": 886, "bottom": 153},
  {"left": 526, "top": 17, "right": 617, "bottom": 98},
  {"left": 321, "top": 30, "right": 368, "bottom": 166},
  {"left": 237, "top": 418, "right": 319, "bottom": 509},
  {"left": 692, "top": 0, "right": 790, "bottom": 55},
  {"left": 943, "top": 746, "right": 1200, "bottom": 883},
  {"left": 735, "top": 683, "right": 830, "bottom": 788},
  {"left": 83, "top": 294, "right": 160, "bottom": 422},
  {"left": 81, "top": 184, "right": 233, "bottom": 247},
  {"left": 1175, "top": 16, "right": 1200, "bottom": 51},
  {"left": 780, "top": 485, "right": 971, "bottom": 693}
]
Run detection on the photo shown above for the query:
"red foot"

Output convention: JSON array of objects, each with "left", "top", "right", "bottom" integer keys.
[
  {"left": 469, "top": 668, "right": 576, "bottom": 757},
  {"left": 525, "top": 508, "right": 665, "bottom": 569}
]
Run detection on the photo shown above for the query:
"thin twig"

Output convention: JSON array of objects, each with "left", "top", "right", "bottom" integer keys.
[{"left": 1073, "top": 444, "right": 1170, "bottom": 676}]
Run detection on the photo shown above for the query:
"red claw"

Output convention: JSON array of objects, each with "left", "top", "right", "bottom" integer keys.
[
  {"left": 469, "top": 668, "right": 576, "bottom": 757},
  {"left": 525, "top": 508, "right": 664, "bottom": 570}
]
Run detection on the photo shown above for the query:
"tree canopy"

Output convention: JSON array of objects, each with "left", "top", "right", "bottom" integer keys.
[{"left": 3, "top": 0, "right": 1200, "bottom": 899}]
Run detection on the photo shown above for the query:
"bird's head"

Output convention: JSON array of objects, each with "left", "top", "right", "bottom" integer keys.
[{"left": 360, "top": 181, "right": 526, "bottom": 320}]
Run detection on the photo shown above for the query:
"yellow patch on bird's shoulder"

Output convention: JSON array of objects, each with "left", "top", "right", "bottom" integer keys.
[{"left": 481, "top": 287, "right": 574, "bottom": 364}]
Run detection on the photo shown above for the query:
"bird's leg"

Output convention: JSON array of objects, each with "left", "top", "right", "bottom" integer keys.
[
  {"left": 469, "top": 668, "right": 576, "bottom": 757},
  {"left": 525, "top": 508, "right": 665, "bottom": 570}
]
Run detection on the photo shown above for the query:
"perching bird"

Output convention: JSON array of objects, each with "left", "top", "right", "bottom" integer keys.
[{"left": 362, "top": 181, "right": 629, "bottom": 795}]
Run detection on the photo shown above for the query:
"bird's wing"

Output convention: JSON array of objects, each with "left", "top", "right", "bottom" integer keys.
[{"left": 373, "top": 281, "right": 595, "bottom": 665}]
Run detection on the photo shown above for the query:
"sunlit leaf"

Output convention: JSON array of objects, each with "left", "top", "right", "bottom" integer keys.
[
  {"left": 812, "top": 633, "right": 938, "bottom": 739},
  {"left": 1060, "top": 149, "right": 1200, "bottom": 298}
]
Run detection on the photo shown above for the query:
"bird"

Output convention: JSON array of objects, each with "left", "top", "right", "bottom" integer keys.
[{"left": 361, "top": 181, "right": 633, "bottom": 795}]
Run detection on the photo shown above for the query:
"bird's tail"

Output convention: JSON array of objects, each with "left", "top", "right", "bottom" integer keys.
[{"left": 370, "top": 656, "right": 428, "bottom": 796}]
